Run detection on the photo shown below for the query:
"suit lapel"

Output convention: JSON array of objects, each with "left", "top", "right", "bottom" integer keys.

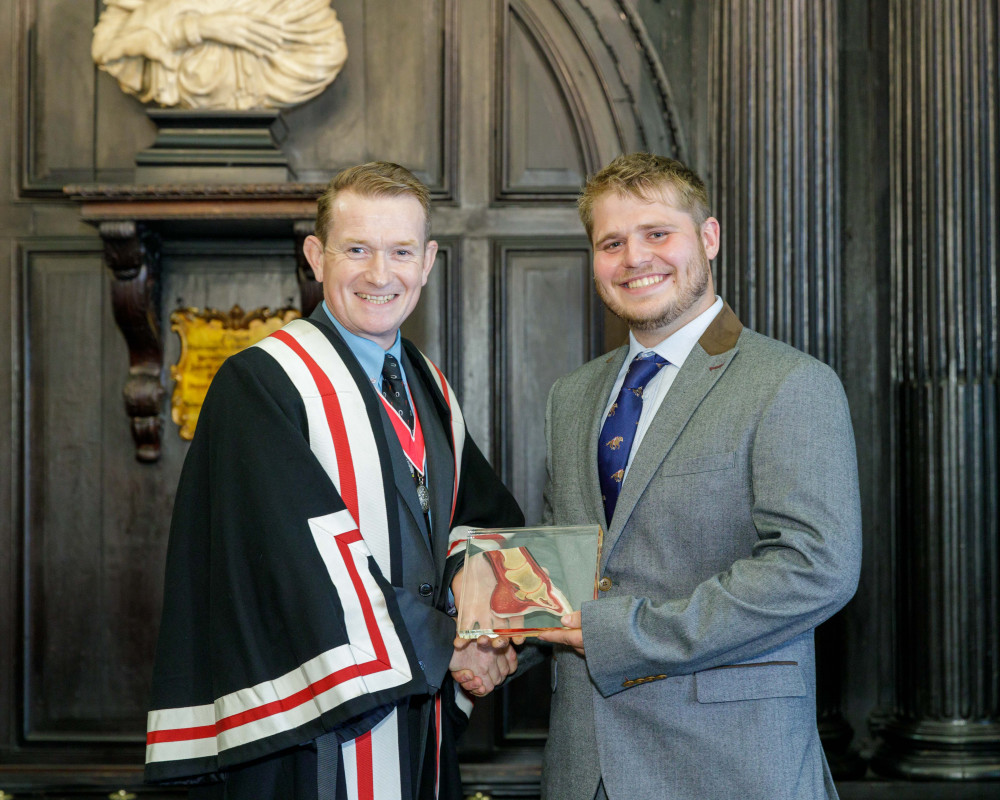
[
  {"left": 603, "top": 303, "right": 744, "bottom": 564},
  {"left": 584, "top": 346, "right": 629, "bottom": 534}
]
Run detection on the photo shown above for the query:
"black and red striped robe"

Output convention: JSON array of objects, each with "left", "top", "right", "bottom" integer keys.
[{"left": 145, "top": 315, "right": 523, "bottom": 799}]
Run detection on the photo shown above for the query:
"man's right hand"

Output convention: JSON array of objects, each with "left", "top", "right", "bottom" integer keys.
[{"left": 449, "top": 635, "right": 517, "bottom": 697}]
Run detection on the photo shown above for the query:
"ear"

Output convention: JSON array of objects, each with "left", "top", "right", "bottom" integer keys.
[
  {"left": 420, "top": 239, "right": 439, "bottom": 286},
  {"left": 700, "top": 217, "right": 721, "bottom": 260},
  {"left": 303, "top": 235, "right": 326, "bottom": 281}
]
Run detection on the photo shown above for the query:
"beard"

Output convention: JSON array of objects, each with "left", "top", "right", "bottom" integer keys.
[{"left": 596, "top": 243, "right": 712, "bottom": 332}]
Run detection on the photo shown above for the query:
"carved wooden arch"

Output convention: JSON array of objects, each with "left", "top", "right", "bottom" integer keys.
[{"left": 495, "top": 0, "right": 685, "bottom": 201}]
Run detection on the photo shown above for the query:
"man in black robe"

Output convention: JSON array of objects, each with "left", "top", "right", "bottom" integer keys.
[{"left": 146, "top": 161, "right": 524, "bottom": 800}]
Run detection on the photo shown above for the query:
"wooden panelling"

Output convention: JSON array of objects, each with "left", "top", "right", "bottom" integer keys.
[
  {"left": 285, "top": 0, "right": 458, "bottom": 189},
  {"left": 569, "top": 0, "right": 688, "bottom": 159},
  {"left": 159, "top": 241, "right": 300, "bottom": 319},
  {"left": 19, "top": 0, "right": 100, "bottom": 192},
  {"left": 362, "top": 0, "right": 455, "bottom": 195},
  {"left": 21, "top": 239, "right": 166, "bottom": 741},
  {"left": 401, "top": 240, "right": 461, "bottom": 395},
  {"left": 279, "top": 0, "right": 367, "bottom": 181},
  {"left": 93, "top": 58, "right": 157, "bottom": 184},
  {"left": 1, "top": 246, "right": 21, "bottom": 752},
  {"left": 493, "top": 239, "right": 597, "bottom": 525},
  {"left": 495, "top": 0, "right": 684, "bottom": 202},
  {"left": 499, "top": 4, "right": 589, "bottom": 196},
  {"left": 25, "top": 245, "right": 107, "bottom": 737}
]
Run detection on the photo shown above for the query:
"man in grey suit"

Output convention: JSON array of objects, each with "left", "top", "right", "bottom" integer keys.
[{"left": 535, "top": 153, "right": 862, "bottom": 800}]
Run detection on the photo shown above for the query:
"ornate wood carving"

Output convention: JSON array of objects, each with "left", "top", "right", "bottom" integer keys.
[
  {"left": 872, "top": 0, "right": 1000, "bottom": 779},
  {"left": 707, "top": 0, "right": 854, "bottom": 772},
  {"left": 495, "top": 0, "right": 683, "bottom": 201},
  {"left": 67, "top": 185, "right": 325, "bottom": 462},
  {"left": 99, "top": 221, "right": 164, "bottom": 463}
]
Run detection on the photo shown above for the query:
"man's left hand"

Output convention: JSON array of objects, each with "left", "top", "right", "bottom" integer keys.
[{"left": 536, "top": 610, "right": 584, "bottom": 656}]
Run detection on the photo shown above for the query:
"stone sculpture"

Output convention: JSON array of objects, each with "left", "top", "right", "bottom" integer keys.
[{"left": 92, "top": 0, "right": 348, "bottom": 110}]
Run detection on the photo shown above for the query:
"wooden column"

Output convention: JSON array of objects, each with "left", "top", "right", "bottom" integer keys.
[
  {"left": 871, "top": 0, "right": 1000, "bottom": 779},
  {"left": 709, "top": 0, "right": 840, "bottom": 364},
  {"left": 708, "top": 0, "right": 859, "bottom": 774}
]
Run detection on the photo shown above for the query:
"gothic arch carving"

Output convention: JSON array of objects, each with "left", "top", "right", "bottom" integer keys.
[{"left": 494, "top": 0, "right": 683, "bottom": 201}]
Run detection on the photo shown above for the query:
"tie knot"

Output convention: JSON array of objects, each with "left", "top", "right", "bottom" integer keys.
[
  {"left": 382, "top": 353, "right": 402, "bottom": 381},
  {"left": 623, "top": 351, "right": 668, "bottom": 390}
]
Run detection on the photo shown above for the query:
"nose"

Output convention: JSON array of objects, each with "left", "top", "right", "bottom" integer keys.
[
  {"left": 623, "top": 237, "right": 652, "bottom": 269},
  {"left": 365, "top": 250, "right": 391, "bottom": 287}
]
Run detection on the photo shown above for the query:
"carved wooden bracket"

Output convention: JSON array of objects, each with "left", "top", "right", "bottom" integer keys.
[
  {"left": 65, "top": 183, "right": 324, "bottom": 463},
  {"left": 99, "top": 221, "right": 164, "bottom": 462}
]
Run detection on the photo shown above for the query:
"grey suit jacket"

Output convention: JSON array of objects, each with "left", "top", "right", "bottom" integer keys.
[{"left": 540, "top": 303, "right": 861, "bottom": 800}]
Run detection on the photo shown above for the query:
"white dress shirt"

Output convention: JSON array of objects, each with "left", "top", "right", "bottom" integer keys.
[{"left": 602, "top": 296, "right": 724, "bottom": 478}]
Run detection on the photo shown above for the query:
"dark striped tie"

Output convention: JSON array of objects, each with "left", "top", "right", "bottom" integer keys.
[{"left": 380, "top": 353, "right": 413, "bottom": 430}]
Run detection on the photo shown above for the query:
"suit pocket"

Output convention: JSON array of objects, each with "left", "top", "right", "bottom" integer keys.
[
  {"left": 695, "top": 661, "right": 806, "bottom": 703},
  {"left": 658, "top": 451, "right": 735, "bottom": 477}
]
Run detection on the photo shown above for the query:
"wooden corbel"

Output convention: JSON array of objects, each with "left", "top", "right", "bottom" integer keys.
[{"left": 98, "top": 220, "right": 165, "bottom": 462}]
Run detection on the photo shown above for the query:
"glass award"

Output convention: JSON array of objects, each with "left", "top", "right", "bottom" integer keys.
[{"left": 455, "top": 525, "right": 603, "bottom": 639}]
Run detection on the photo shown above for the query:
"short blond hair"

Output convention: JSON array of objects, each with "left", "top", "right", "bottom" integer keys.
[
  {"left": 315, "top": 161, "right": 431, "bottom": 243},
  {"left": 579, "top": 152, "right": 710, "bottom": 240}
]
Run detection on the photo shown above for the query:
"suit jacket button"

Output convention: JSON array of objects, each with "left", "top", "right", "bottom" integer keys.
[
  {"left": 598, "top": 577, "right": 613, "bottom": 591},
  {"left": 418, "top": 583, "right": 433, "bottom": 597}
]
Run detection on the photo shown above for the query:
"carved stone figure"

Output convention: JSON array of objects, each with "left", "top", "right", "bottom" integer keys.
[{"left": 92, "top": 0, "right": 348, "bottom": 110}]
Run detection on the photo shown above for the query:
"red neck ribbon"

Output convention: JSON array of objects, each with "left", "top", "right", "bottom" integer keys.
[{"left": 377, "top": 391, "right": 426, "bottom": 477}]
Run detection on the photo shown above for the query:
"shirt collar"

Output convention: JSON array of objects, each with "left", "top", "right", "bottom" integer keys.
[
  {"left": 627, "top": 295, "right": 724, "bottom": 366},
  {"left": 322, "top": 301, "right": 404, "bottom": 386}
]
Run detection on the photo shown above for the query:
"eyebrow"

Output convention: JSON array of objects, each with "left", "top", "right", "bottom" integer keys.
[
  {"left": 595, "top": 222, "right": 673, "bottom": 246},
  {"left": 335, "top": 237, "right": 421, "bottom": 248}
]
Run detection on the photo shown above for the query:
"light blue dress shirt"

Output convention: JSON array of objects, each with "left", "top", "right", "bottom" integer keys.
[{"left": 321, "top": 301, "right": 408, "bottom": 391}]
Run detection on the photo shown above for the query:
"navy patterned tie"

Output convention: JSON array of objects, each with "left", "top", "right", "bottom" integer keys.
[
  {"left": 597, "top": 351, "right": 668, "bottom": 526},
  {"left": 380, "top": 353, "right": 414, "bottom": 430}
]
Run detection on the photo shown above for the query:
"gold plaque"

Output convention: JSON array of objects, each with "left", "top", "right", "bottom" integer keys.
[{"left": 170, "top": 305, "right": 300, "bottom": 440}]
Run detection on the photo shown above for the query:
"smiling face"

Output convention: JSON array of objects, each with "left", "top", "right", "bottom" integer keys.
[
  {"left": 303, "top": 190, "right": 437, "bottom": 349},
  {"left": 590, "top": 187, "right": 720, "bottom": 347}
]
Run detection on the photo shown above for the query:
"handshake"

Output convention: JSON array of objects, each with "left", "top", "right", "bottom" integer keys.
[
  {"left": 448, "top": 632, "right": 520, "bottom": 698},
  {"left": 447, "top": 563, "right": 525, "bottom": 697}
]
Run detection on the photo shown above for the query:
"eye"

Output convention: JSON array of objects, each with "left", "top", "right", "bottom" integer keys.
[
  {"left": 394, "top": 249, "right": 414, "bottom": 258},
  {"left": 649, "top": 231, "right": 668, "bottom": 240},
  {"left": 603, "top": 240, "right": 623, "bottom": 251},
  {"left": 347, "top": 246, "right": 366, "bottom": 255}
]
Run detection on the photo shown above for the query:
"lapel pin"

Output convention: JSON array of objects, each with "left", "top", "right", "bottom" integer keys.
[{"left": 709, "top": 362, "right": 725, "bottom": 371}]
